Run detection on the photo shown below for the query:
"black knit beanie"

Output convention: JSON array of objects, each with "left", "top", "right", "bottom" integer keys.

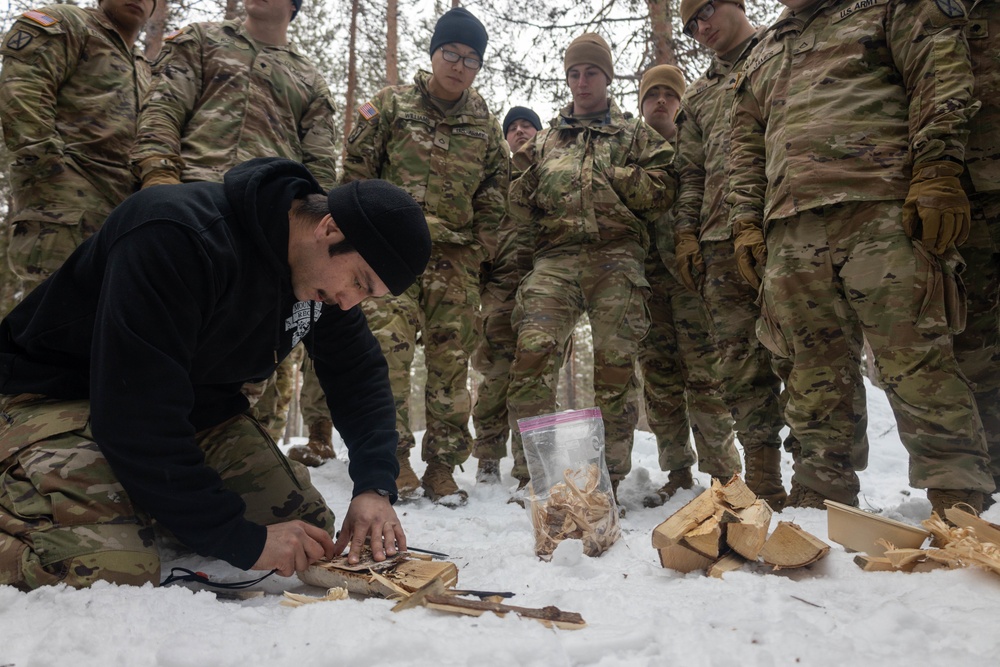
[
  {"left": 502, "top": 107, "right": 542, "bottom": 136},
  {"left": 326, "top": 180, "right": 431, "bottom": 296},
  {"left": 429, "top": 7, "right": 488, "bottom": 59},
  {"left": 291, "top": 0, "right": 302, "bottom": 21}
]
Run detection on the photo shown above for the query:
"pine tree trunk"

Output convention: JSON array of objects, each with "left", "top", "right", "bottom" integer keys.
[
  {"left": 645, "top": 0, "right": 677, "bottom": 66},
  {"left": 343, "top": 0, "right": 361, "bottom": 155},
  {"left": 386, "top": 0, "right": 399, "bottom": 85},
  {"left": 224, "top": 0, "right": 241, "bottom": 21}
]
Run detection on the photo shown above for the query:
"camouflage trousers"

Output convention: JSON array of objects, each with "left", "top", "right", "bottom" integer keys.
[
  {"left": 7, "top": 208, "right": 107, "bottom": 298},
  {"left": 761, "top": 201, "right": 994, "bottom": 502},
  {"left": 700, "top": 239, "right": 786, "bottom": 453},
  {"left": 253, "top": 344, "right": 306, "bottom": 441},
  {"left": 0, "top": 219, "right": 22, "bottom": 317},
  {"left": 298, "top": 356, "right": 333, "bottom": 427},
  {"left": 641, "top": 253, "right": 739, "bottom": 478},
  {"left": 954, "top": 192, "right": 1000, "bottom": 483},
  {"left": 361, "top": 243, "right": 481, "bottom": 467},
  {"left": 508, "top": 242, "right": 649, "bottom": 482},
  {"left": 0, "top": 394, "right": 333, "bottom": 590},
  {"left": 471, "top": 297, "right": 521, "bottom": 467}
]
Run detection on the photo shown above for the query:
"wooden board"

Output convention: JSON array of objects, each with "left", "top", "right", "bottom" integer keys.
[{"left": 300, "top": 556, "right": 458, "bottom": 598}]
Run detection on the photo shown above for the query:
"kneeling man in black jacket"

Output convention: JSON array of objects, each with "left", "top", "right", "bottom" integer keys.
[{"left": 0, "top": 158, "right": 431, "bottom": 589}]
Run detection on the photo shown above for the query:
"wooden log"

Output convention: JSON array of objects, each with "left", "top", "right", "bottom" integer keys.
[
  {"left": 716, "top": 475, "right": 757, "bottom": 510},
  {"left": 726, "top": 500, "right": 773, "bottom": 560},
  {"left": 656, "top": 543, "right": 713, "bottom": 574},
  {"left": 707, "top": 552, "right": 746, "bottom": 579},
  {"left": 300, "top": 554, "right": 458, "bottom": 598},
  {"left": 651, "top": 487, "right": 718, "bottom": 549},
  {"left": 760, "top": 522, "right": 830, "bottom": 569},
  {"left": 853, "top": 555, "right": 896, "bottom": 572},
  {"left": 682, "top": 515, "right": 724, "bottom": 559}
]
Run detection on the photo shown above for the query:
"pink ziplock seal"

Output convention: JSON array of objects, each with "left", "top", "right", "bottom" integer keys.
[{"left": 517, "top": 407, "right": 603, "bottom": 433}]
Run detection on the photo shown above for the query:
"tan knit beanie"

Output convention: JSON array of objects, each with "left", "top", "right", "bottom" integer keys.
[
  {"left": 680, "top": 0, "right": 714, "bottom": 25},
  {"left": 639, "top": 65, "right": 687, "bottom": 106},
  {"left": 563, "top": 32, "right": 614, "bottom": 82}
]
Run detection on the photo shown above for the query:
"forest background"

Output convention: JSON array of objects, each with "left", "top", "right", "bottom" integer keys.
[{"left": 0, "top": 0, "right": 781, "bottom": 434}]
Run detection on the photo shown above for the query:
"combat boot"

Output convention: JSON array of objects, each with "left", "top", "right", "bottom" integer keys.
[
  {"left": 286, "top": 418, "right": 335, "bottom": 467},
  {"left": 422, "top": 460, "right": 468, "bottom": 507},
  {"left": 744, "top": 445, "right": 787, "bottom": 511},
  {"left": 476, "top": 458, "right": 501, "bottom": 485},
  {"left": 611, "top": 479, "right": 626, "bottom": 518},
  {"left": 507, "top": 477, "right": 530, "bottom": 507},
  {"left": 786, "top": 481, "right": 829, "bottom": 510},
  {"left": 396, "top": 453, "right": 421, "bottom": 497},
  {"left": 928, "top": 488, "right": 984, "bottom": 520},
  {"left": 643, "top": 467, "right": 694, "bottom": 508}
]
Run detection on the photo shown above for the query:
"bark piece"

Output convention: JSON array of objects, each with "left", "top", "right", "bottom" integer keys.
[
  {"left": 726, "top": 500, "right": 773, "bottom": 560},
  {"left": 760, "top": 521, "right": 830, "bottom": 569}
]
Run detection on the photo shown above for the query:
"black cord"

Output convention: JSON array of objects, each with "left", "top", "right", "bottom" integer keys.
[{"left": 161, "top": 567, "right": 278, "bottom": 589}]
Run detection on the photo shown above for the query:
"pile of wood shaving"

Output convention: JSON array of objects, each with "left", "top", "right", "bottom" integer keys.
[
  {"left": 280, "top": 587, "right": 349, "bottom": 607},
  {"left": 530, "top": 464, "right": 620, "bottom": 559}
]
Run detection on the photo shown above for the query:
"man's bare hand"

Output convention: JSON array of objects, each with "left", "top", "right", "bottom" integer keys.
[
  {"left": 251, "top": 520, "right": 336, "bottom": 576},
  {"left": 332, "top": 491, "right": 407, "bottom": 564}
]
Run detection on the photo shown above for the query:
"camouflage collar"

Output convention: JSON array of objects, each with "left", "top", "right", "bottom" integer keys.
[
  {"left": 772, "top": 0, "right": 838, "bottom": 38},
  {"left": 555, "top": 98, "right": 628, "bottom": 134},
  {"left": 227, "top": 19, "right": 300, "bottom": 55},
  {"left": 413, "top": 70, "right": 492, "bottom": 121},
  {"left": 88, "top": 6, "right": 141, "bottom": 57},
  {"left": 708, "top": 28, "right": 762, "bottom": 78}
]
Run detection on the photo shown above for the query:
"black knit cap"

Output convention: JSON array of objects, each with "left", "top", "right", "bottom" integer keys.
[
  {"left": 291, "top": 0, "right": 302, "bottom": 21},
  {"left": 429, "top": 7, "right": 488, "bottom": 59},
  {"left": 502, "top": 107, "right": 542, "bottom": 136},
  {"left": 326, "top": 180, "right": 431, "bottom": 296}
]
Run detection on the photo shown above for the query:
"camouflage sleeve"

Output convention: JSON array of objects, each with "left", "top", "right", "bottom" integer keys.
[
  {"left": 673, "top": 104, "right": 707, "bottom": 238},
  {"left": 341, "top": 88, "right": 392, "bottom": 184},
  {"left": 471, "top": 118, "right": 509, "bottom": 261},
  {"left": 299, "top": 73, "right": 340, "bottom": 190},
  {"left": 130, "top": 27, "right": 204, "bottom": 181},
  {"left": 890, "top": 0, "right": 976, "bottom": 167},
  {"left": 726, "top": 73, "right": 767, "bottom": 228},
  {"left": 0, "top": 14, "right": 89, "bottom": 210},
  {"left": 612, "top": 122, "right": 677, "bottom": 222},
  {"left": 508, "top": 135, "right": 540, "bottom": 226}
]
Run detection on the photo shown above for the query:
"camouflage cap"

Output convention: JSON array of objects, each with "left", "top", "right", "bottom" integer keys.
[
  {"left": 640, "top": 64, "right": 687, "bottom": 104},
  {"left": 326, "top": 180, "right": 431, "bottom": 296}
]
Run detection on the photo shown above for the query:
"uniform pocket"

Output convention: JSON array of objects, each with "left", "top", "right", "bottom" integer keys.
[
  {"left": 912, "top": 242, "right": 966, "bottom": 335},
  {"left": 755, "top": 287, "right": 791, "bottom": 359}
]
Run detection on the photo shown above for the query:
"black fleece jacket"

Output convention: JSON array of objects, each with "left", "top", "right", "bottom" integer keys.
[{"left": 0, "top": 158, "right": 400, "bottom": 569}]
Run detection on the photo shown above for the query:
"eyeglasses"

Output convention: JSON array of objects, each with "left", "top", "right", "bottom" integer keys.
[
  {"left": 683, "top": 1, "right": 716, "bottom": 37},
  {"left": 440, "top": 48, "right": 482, "bottom": 71}
]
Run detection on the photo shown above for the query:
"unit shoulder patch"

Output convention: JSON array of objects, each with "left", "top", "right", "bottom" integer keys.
[
  {"left": 934, "top": 0, "right": 965, "bottom": 19},
  {"left": 5, "top": 29, "right": 34, "bottom": 51}
]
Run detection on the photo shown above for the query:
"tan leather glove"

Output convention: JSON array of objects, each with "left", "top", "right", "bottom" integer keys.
[
  {"left": 733, "top": 219, "right": 766, "bottom": 290},
  {"left": 674, "top": 230, "right": 704, "bottom": 293},
  {"left": 137, "top": 157, "right": 181, "bottom": 189},
  {"left": 902, "top": 161, "right": 970, "bottom": 255}
]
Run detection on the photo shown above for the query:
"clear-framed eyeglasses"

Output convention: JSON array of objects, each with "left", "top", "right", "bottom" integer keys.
[
  {"left": 440, "top": 48, "right": 482, "bottom": 71},
  {"left": 683, "top": 1, "right": 717, "bottom": 37}
]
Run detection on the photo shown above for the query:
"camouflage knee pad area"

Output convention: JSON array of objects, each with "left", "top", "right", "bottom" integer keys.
[{"left": 0, "top": 396, "right": 333, "bottom": 590}]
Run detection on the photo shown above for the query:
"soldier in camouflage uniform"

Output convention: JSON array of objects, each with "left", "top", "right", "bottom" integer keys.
[
  {"left": 472, "top": 106, "right": 542, "bottom": 488},
  {"left": 637, "top": 64, "right": 740, "bottom": 508},
  {"left": 507, "top": 33, "right": 675, "bottom": 499},
  {"left": 672, "top": 0, "right": 793, "bottom": 510},
  {"left": 957, "top": 0, "right": 1000, "bottom": 508},
  {"left": 129, "top": 0, "right": 341, "bottom": 467},
  {"left": 728, "top": 0, "right": 994, "bottom": 514},
  {"left": 0, "top": 0, "right": 153, "bottom": 297},
  {"left": 342, "top": 7, "right": 508, "bottom": 505}
]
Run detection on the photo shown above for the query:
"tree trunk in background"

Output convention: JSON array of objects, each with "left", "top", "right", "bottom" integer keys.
[
  {"left": 646, "top": 0, "right": 677, "bottom": 66},
  {"left": 343, "top": 0, "right": 361, "bottom": 152},
  {"left": 143, "top": 0, "right": 170, "bottom": 61},
  {"left": 386, "top": 0, "right": 399, "bottom": 85},
  {"left": 225, "top": 0, "right": 241, "bottom": 21}
]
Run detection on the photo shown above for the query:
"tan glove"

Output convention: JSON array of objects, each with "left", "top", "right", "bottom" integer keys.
[
  {"left": 732, "top": 219, "right": 766, "bottom": 290},
  {"left": 674, "top": 230, "right": 704, "bottom": 293},
  {"left": 902, "top": 161, "right": 970, "bottom": 255},
  {"left": 137, "top": 157, "right": 181, "bottom": 189}
]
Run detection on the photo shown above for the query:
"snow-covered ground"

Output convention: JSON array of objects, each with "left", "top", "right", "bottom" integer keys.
[{"left": 3, "top": 380, "right": 999, "bottom": 667}]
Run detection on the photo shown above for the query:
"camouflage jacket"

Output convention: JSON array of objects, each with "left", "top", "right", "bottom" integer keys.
[
  {"left": 965, "top": 0, "right": 999, "bottom": 193},
  {"left": 0, "top": 5, "right": 149, "bottom": 222},
  {"left": 482, "top": 162, "right": 533, "bottom": 304},
  {"left": 131, "top": 20, "right": 338, "bottom": 187},
  {"left": 673, "top": 30, "right": 762, "bottom": 242},
  {"left": 728, "top": 0, "right": 976, "bottom": 226},
  {"left": 509, "top": 99, "right": 675, "bottom": 256},
  {"left": 342, "top": 71, "right": 508, "bottom": 258}
]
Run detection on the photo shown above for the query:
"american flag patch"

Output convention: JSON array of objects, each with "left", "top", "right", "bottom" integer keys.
[
  {"left": 359, "top": 101, "right": 379, "bottom": 122},
  {"left": 22, "top": 10, "right": 58, "bottom": 27}
]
